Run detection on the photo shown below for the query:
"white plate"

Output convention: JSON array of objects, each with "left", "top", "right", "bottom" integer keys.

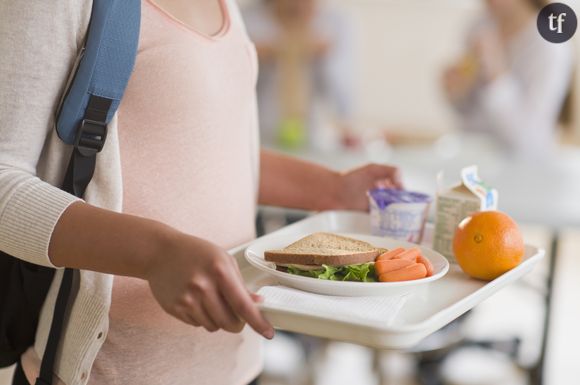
[{"left": 244, "top": 232, "right": 449, "bottom": 297}]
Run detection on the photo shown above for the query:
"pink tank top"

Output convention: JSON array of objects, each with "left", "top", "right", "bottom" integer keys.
[{"left": 89, "top": 1, "right": 262, "bottom": 384}]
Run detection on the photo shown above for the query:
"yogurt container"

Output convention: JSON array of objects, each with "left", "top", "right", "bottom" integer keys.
[{"left": 368, "top": 188, "right": 432, "bottom": 244}]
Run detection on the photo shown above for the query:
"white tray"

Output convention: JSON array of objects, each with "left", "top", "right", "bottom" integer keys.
[{"left": 231, "top": 211, "right": 545, "bottom": 350}]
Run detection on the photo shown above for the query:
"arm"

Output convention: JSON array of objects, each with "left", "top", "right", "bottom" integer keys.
[
  {"left": 49, "top": 203, "right": 273, "bottom": 337},
  {"left": 258, "top": 150, "right": 342, "bottom": 210},
  {"left": 0, "top": 1, "right": 90, "bottom": 266},
  {"left": 259, "top": 149, "right": 402, "bottom": 211}
]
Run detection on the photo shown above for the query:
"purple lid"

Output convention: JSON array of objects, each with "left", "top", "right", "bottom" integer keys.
[{"left": 368, "top": 188, "right": 432, "bottom": 209}]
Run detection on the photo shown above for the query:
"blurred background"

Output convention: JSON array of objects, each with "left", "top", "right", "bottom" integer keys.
[
  {"left": 240, "top": 0, "right": 580, "bottom": 384},
  {"left": 1, "top": 1, "right": 578, "bottom": 384}
]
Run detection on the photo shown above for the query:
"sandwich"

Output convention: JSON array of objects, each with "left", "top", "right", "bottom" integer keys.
[{"left": 264, "top": 232, "right": 387, "bottom": 282}]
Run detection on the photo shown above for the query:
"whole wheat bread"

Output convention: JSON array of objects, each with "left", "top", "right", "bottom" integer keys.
[{"left": 264, "top": 232, "right": 386, "bottom": 266}]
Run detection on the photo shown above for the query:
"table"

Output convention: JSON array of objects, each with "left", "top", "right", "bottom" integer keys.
[{"left": 277, "top": 133, "right": 580, "bottom": 227}]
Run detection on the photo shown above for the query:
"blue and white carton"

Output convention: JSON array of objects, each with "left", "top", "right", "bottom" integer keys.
[{"left": 433, "top": 165, "right": 499, "bottom": 263}]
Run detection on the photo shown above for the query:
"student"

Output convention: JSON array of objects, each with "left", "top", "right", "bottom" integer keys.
[
  {"left": 0, "top": 1, "right": 401, "bottom": 385},
  {"left": 442, "top": 0, "right": 573, "bottom": 158},
  {"left": 243, "top": 0, "right": 358, "bottom": 150}
]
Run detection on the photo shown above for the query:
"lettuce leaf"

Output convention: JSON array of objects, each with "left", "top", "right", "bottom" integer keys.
[
  {"left": 286, "top": 263, "right": 377, "bottom": 282},
  {"left": 342, "top": 263, "right": 375, "bottom": 282}
]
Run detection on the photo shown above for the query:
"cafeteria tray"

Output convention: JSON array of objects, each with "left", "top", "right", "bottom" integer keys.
[{"left": 230, "top": 211, "right": 544, "bottom": 349}]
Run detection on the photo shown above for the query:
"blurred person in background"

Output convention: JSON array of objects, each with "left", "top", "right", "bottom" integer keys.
[
  {"left": 243, "top": 0, "right": 359, "bottom": 151},
  {"left": 442, "top": 0, "right": 573, "bottom": 159}
]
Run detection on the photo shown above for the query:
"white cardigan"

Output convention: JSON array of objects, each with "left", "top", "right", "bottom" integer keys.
[{"left": 0, "top": 2, "right": 124, "bottom": 384}]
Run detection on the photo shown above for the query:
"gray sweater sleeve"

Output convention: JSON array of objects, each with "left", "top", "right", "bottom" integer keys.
[{"left": 0, "top": 1, "right": 90, "bottom": 267}]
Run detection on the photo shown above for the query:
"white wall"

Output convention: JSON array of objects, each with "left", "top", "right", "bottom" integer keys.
[
  {"left": 240, "top": 0, "right": 482, "bottom": 134},
  {"left": 240, "top": 0, "right": 580, "bottom": 139},
  {"left": 329, "top": 0, "right": 482, "bottom": 133}
]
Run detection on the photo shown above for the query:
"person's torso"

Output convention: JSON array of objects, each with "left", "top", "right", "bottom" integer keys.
[
  {"left": 89, "top": 1, "right": 262, "bottom": 384},
  {"left": 244, "top": 5, "right": 345, "bottom": 150}
]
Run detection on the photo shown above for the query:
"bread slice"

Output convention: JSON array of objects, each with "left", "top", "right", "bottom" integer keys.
[{"left": 265, "top": 232, "right": 386, "bottom": 266}]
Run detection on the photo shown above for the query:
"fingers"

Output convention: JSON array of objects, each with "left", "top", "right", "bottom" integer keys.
[
  {"left": 226, "top": 254, "right": 265, "bottom": 305},
  {"left": 202, "top": 289, "right": 245, "bottom": 333},
  {"left": 179, "top": 288, "right": 245, "bottom": 333},
  {"left": 183, "top": 313, "right": 200, "bottom": 327},
  {"left": 385, "top": 166, "right": 403, "bottom": 189},
  {"left": 374, "top": 179, "right": 395, "bottom": 189},
  {"left": 228, "top": 254, "right": 246, "bottom": 284},
  {"left": 220, "top": 274, "right": 274, "bottom": 339},
  {"left": 186, "top": 265, "right": 245, "bottom": 333},
  {"left": 250, "top": 293, "right": 264, "bottom": 303},
  {"left": 182, "top": 301, "right": 218, "bottom": 332},
  {"left": 180, "top": 252, "right": 270, "bottom": 336},
  {"left": 367, "top": 164, "right": 403, "bottom": 189}
]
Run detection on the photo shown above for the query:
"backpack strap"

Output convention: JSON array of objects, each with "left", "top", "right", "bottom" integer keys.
[
  {"left": 56, "top": 0, "right": 141, "bottom": 145},
  {"left": 36, "top": 1, "right": 140, "bottom": 384}
]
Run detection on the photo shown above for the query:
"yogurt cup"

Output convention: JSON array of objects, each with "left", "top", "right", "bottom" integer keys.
[{"left": 368, "top": 188, "right": 432, "bottom": 244}]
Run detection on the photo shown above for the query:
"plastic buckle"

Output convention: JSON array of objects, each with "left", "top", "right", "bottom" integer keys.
[{"left": 74, "top": 119, "right": 107, "bottom": 157}]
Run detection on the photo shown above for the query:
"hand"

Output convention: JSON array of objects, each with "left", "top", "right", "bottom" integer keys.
[
  {"left": 145, "top": 232, "right": 274, "bottom": 338},
  {"left": 337, "top": 164, "right": 403, "bottom": 211}
]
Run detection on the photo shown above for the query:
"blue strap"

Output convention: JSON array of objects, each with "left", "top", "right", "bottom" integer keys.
[{"left": 56, "top": 0, "right": 140, "bottom": 145}]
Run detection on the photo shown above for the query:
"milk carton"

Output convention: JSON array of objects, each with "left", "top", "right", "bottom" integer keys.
[{"left": 433, "top": 166, "right": 498, "bottom": 263}]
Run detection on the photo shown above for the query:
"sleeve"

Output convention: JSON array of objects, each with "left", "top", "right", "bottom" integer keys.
[
  {"left": 476, "top": 41, "right": 573, "bottom": 152},
  {"left": 0, "top": 1, "right": 90, "bottom": 267}
]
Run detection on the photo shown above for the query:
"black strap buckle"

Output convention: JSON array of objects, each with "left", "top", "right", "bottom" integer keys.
[{"left": 74, "top": 119, "right": 107, "bottom": 157}]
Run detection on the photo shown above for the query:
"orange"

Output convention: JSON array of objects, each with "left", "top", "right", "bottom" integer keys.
[{"left": 453, "top": 211, "right": 524, "bottom": 281}]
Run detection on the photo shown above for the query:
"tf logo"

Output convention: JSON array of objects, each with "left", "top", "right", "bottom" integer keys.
[{"left": 537, "top": 2, "right": 577, "bottom": 43}]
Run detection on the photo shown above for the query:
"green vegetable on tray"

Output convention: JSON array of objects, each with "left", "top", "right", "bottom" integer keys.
[{"left": 287, "top": 263, "right": 377, "bottom": 282}]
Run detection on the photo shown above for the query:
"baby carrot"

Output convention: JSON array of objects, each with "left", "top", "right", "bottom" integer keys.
[
  {"left": 396, "top": 248, "right": 421, "bottom": 261},
  {"left": 375, "top": 258, "right": 414, "bottom": 276},
  {"left": 376, "top": 247, "right": 406, "bottom": 261},
  {"left": 379, "top": 263, "right": 427, "bottom": 282},
  {"left": 417, "top": 255, "right": 434, "bottom": 277}
]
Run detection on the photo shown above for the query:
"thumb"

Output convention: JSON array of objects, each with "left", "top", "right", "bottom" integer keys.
[{"left": 250, "top": 292, "right": 264, "bottom": 303}]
